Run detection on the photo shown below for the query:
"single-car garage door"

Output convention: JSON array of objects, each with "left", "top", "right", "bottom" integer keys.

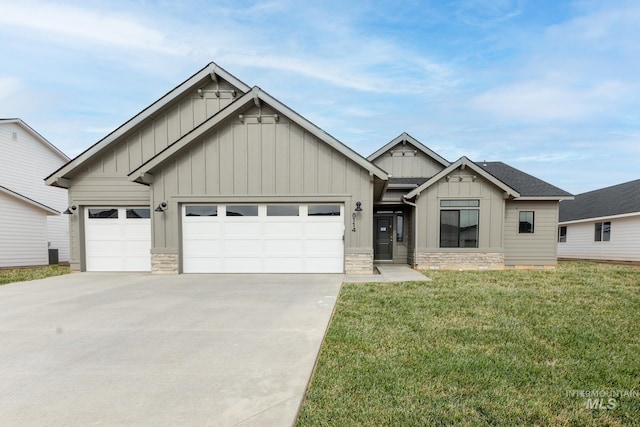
[
  {"left": 84, "top": 207, "right": 151, "bottom": 271},
  {"left": 182, "top": 204, "right": 344, "bottom": 273}
]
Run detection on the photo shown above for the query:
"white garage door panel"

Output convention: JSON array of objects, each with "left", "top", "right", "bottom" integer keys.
[
  {"left": 182, "top": 204, "right": 344, "bottom": 273},
  {"left": 85, "top": 207, "right": 151, "bottom": 272}
]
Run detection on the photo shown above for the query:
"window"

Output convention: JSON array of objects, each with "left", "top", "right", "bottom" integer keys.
[
  {"left": 185, "top": 205, "right": 217, "bottom": 217},
  {"left": 88, "top": 208, "right": 118, "bottom": 219},
  {"left": 267, "top": 205, "right": 299, "bottom": 216},
  {"left": 308, "top": 205, "right": 340, "bottom": 216},
  {"left": 226, "top": 205, "right": 258, "bottom": 216},
  {"left": 396, "top": 215, "right": 404, "bottom": 242},
  {"left": 519, "top": 211, "right": 535, "bottom": 233},
  {"left": 126, "top": 208, "right": 150, "bottom": 219},
  {"left": 440, "top": 210, "right": 479, "bottom": 248},
  {"left": 558, "top": 226, "right": 567, "bottom": 243},
  {"left": 595, "top": 221, "right": 611, "bottom": 242}
]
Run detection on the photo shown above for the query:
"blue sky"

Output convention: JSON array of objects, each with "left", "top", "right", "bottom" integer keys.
[{"left": 0, "top": 0, "right": 638, "bottom": 194}]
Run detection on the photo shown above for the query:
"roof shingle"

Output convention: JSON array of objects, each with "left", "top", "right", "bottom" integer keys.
[
  {"left": 480, "top": 162, "right": 573, "bottom": 198},
  {"left": 559, "top": 179, "right": 640, "bottom": 222}
]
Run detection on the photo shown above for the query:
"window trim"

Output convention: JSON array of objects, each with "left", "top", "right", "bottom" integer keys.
[
  {"left": 558, "top": 226, "right": 567, "bottom": 243},
  {"left": 439, "top": 209, "right": 479, "bottom": 248},
  {"left": 519, "top": 211, "right": 535, "bottom": 234},
  {"left": 594, "top": 221, "right": 611, "bottom": 242}
]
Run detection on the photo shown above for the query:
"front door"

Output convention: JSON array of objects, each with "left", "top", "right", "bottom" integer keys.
[{"left": 374, "top": 216, "right": 393, "bottom": 260}]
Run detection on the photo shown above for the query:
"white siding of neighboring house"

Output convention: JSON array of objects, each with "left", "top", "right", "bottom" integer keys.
[
  {"left": 0, "top": 122, "right": 69, "bottom": 264},
  {"left": 558, "top": 215, "right": 640, "bottom": 261},
  {"left": 0, "top": 191, "right": 48, "bottom": 267}
]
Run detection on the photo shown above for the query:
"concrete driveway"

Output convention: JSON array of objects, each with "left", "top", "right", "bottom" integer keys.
[{"left": 0, "top": 272, "right": 342, "bottom": 426}]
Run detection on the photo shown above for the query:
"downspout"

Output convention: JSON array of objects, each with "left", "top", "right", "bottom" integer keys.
[{"left": 402, "top": 194, "right": 418, "bottom": 268}]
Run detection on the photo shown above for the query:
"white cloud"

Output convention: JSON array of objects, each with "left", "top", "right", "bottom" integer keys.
[
  {"left": 0, "top": 1, "right": 182, "bottom": 54},
  {"left": 468, "top": 79, "right": 628, "bottom": 121}
]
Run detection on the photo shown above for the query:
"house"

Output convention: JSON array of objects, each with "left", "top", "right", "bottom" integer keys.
[
  {"left": 558, "top": 179, "right": 640, "bottom": 262},
  {"left": 45, "top": 62, "right": 572, "bottom": 274},
  {"left": 0, "top": 119, "right": 70, "bottom": 267}
]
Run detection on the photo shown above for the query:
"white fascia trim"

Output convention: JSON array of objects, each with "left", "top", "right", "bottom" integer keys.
[
  {"left": 367, "top": 132, "right": 450, "bottom": 167},
  {"left": 0, "top": 186, "right": 60, "bottom": 215},
  {"left": 559, "top": 211, "right": 640, "bottom": 225}
]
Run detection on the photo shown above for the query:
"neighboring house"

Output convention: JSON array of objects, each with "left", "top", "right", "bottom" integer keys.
[
  {"left": 558, "top": 179, "right": 640, "bottom": 262},
  {"left": 45, "top": 62, "right": 572, "bottom": 274},
  {"left": 0, "top": 119, "right": 70, "bottom": 267}
]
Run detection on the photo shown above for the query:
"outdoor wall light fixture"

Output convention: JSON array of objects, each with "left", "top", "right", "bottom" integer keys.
[
  {"left": 63, "top": 205, "right": 77, "bottom": 215},
  {"left": 155, "top": 202, "right": 168, "bottom": 212},
  {"left": 355, "top": 201, "right": 363, "bottom": 212}
]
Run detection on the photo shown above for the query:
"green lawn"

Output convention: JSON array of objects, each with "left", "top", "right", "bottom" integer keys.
[
  {"left": 0, "top": 265, "right": 70, "bottom": 285},
  {"left": 297, "top": 262, "right": 640, "bottom": 426}
]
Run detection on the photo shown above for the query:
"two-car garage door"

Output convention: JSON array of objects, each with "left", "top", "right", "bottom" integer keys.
[{"left": 182, "top": 204, "right": 344, "bottom": 273}]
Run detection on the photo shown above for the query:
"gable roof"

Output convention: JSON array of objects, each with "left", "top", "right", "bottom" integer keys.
[
  {"left": 367, "top": 132, "right": 450, "bottom": 167},
  {"left": 559, "top": 179, "right": 640, "bottom": 223},
  {"left": 45, "top": 62, "right": 251, "bottom": 188},
  {"left": 129, "top": 86, "right": 388, "bottom": 181},
  {"left": 481, "top": 162, "right": 573, "bottom": 199},
  {"left": 405, "top": 157, "right": 520, "bottom": 199},
  {"left": 0, "top": 185, "right": 59, "bottom": 215},
  {"left": 0, "top": 118, "right": 69, "bottom": 162}
]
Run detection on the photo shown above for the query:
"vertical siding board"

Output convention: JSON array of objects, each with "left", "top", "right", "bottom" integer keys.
[
  {"left": 303, "top": 132, "right": 318, "bottom": 194},
  {"left": 128, "top": 134, "right": 142, "bottom": 171},
  {"left": 180, "top": 99, "right": 194, "bottom": 135},
  {"left": 218, "top": 127, "right": 234, "bottom": 194},
  {"left": 275, "top": 122, "right": 290, "bottom": 194},
  {"left": 233, "top": 123, "right": 248, "bottom": 195},
  {"left": 288, "top": 124, "right": 303, "bottom": 194},
  {"left": 316, "top": 139, "right": 331, "bottom": 194},
  {"left": 191, "top": 141, "right": 206, "bottom": 195},
  {"left": 115, "top": 142, "right": 129, "bottom": 173},
  {"left": 141, "top": 124, "right": 155, "bottom": 163},
  {"left": 193, "top": 97, "right": 206, "bottom": 127},
  {"left": 246, "top": 123, "right": 262, "bottom": 194},
  {"left": 331, "top": 153, "right": 346, "bottom": 193},
  {"left": 204, "top": 133, "right": 220, "bottom": 195},
  {"left": 177, "top": 152, "right": 192, "bottom": 194},
  {"left": 162, "top": 163, "right": 179, "bottom": 249},
  {"left": 166, "top": 106, "right": 181, "bottom": 145},
  {"left": 154, "top": 116, "right": 168, "bottom": 154},
  {"left": 153, "top": 172, "right": 167, "bottom": 249},
  {"left": 261, "top": 122, "right": 276, "bottom": 194}
]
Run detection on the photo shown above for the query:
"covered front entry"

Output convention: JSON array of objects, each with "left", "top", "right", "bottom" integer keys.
[
  {"left": 182, "top": 203, "right": 344, "bottom": 273},
  {"left": 373, "top": 207, "right": 408, "bottom": 263},
  {"left": 84, "top": 207, "right": 151, "bottom": 271}
]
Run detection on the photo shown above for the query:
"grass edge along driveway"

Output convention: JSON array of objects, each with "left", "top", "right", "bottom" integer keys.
[
  {"left": 0, "top": 265, "right": 69, "bottom": 285},
  {"left": 297, "top": 262, "right": 640, "bottom": 426}
]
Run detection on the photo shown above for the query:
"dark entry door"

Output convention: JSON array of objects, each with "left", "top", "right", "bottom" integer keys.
[{"left": 374, "top": 216, "right": 393, "bottom": 260}]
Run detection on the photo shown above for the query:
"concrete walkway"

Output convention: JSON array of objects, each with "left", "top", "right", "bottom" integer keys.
[
  {"left": 0, "top": 273, "right": 343, "bottom": 427},
  {"left": 344, "top": 264, "right": 430, "bottom": 283}
]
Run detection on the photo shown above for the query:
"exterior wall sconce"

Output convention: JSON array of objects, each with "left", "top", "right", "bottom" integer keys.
[
  {"left": 355, "top": 201, "right": 363, "bottom": 212},
  {"left": 63, "top": 205, "right": 77, "bottom": 215},
  {"left": 155, "top": 202, "right": 168, "bottom": 212}
]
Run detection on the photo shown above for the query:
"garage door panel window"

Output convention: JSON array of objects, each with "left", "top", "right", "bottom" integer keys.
[
  {"left": 308, "top": 205, "right": 341, "bottom": 216},
  {"left": 267, "top": 205, "right": 299, "bottom": 216},
  {"left": 226, "top": 205, "right": 258, "bottom": 216},
  {"left": 88, "top": 208, "right": 118, "bottom": 219},
  {"left": 185, "top": 205, "right": 218, "bottom": 217},
  {"left": 126, "top": 208, "right": 150, "bottom": 219}
]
